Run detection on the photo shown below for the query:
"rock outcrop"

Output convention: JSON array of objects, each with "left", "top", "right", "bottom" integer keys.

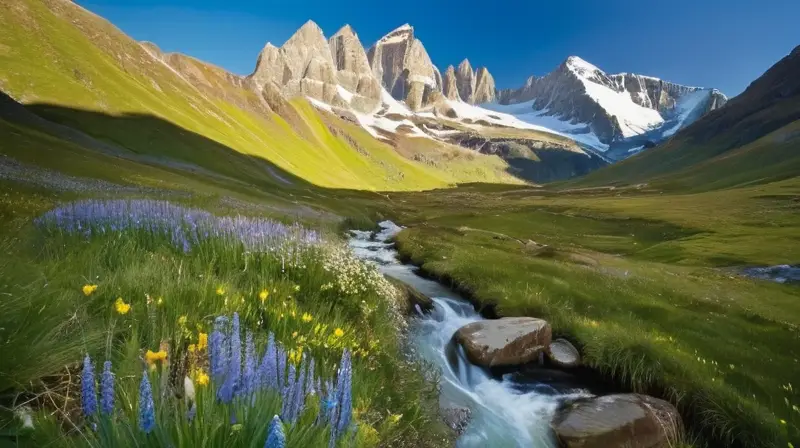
[
  {"left": 455, "top": 59, "right": 476, "bottom": 104},
  {"left": 366, "top": 24, "right": 441, "bottom": 111},
  {"left": 250, "top": 20, "right": 346, "bottom": 108},
  {"left": 328, "top": 25, "right": 381, "bottom": 112},
  {"left": 442, "top": 65, "right": 460, "bottom": 100},
  {"left": 474, "top": 67, "right": 496, "bottom": 103},
  {"left": 453, "top": 317, "right": 551, "bottom": 368},
  {"left": 552, "top": 394, "right": 681, "bottom": 448}
]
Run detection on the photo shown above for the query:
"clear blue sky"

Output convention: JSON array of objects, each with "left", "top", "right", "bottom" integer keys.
[{"left": 78, "top": 0, "right": 799, "bottom": 97}]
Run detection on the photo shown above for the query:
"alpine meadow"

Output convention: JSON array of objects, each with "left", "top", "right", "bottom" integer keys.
[{"left": 0, "top": 1, "right": 798, "bottom": 448}]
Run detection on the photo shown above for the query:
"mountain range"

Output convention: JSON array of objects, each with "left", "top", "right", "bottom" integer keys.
[
  {"left": 243, "top": 21, "right": 727, "bottom": 162},
  {"left": 1, "top": 0, "right": 795, "bottom": 189}
]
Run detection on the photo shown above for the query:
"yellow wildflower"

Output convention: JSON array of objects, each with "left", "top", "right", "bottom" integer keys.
[
  {"left": 294, "top": 285, "right": 300, "bottom": 292},
  {"left": 780, "top": 419, "right": 787, "bottom": 425},
  {"left": 292, "top": 331, "right": 298, "bottom": 339},
  {"left": 145, "top": 349, "right": 167, "bottom": 365},
  {"left": 216, "top": 286, "right": 225, "bottom": 296},
  {"left": 333, "top": 328, "right": 344, "bottom": 338},
  {"left": 188, "top": 344, "right": 197, "bottom": 353},
  {"left": 290, "top": 310, "right": 296, "bottom": 318},
  {"left": 288, "top": 349, "right": 303, "bottom": 364},
  {"left": 114, "top": 298, "right": 131, "bottom": 315},
  {"left": 259, "top": 289, "right": 269, "bottom": 302},
  {"left": 195, "top": 368, "right": 209, "bottom": 386},
  {"left": 198, "top": 332, "right": 208, "bottom": 351},
  {"left": 156, "top": 297, "right": 164, "bottom": 306},
  {"left": 231, "top": 424, "right": 243, "bottom": 432},
  {"left": 302, "top": 313, "right": 313, "bottom": 323},
  {"left": 388, "top": 413, "right": 403, "bottom": 424},
  {"left": 82, "top": 284, "right": 98, "bottom": 296},
  {"left": 178, "top": 315, "right": 188, "bottom": 326}
]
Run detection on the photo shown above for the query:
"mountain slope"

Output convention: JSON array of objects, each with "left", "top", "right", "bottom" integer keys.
[
  {"left": 0, "top": 0, "right": 521, "bottom": 191},
  {"left": 571, "top": 45, "right": 800, "bottom": 191}
]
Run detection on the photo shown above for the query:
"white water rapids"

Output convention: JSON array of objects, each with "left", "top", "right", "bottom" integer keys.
[{"left": 349, "top": 221, "right": 591, "bottom": 447}]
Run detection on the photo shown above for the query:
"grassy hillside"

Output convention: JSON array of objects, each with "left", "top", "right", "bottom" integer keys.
[
  {"left": 573, "top": 45, "right": 800, "bottom": 192},
  {"left": 0, "top": 0, "right": 519, "bottom": 191}
]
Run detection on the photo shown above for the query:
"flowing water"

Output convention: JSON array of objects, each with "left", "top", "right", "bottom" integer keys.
[{"left": 349, "top": 221, "right": 592, "bottom": 447}]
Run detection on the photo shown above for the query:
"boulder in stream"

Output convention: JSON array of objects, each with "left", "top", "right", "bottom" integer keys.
[
  {"left": 552, "top": 393, "right": 681, "bottom": 448},
  {"left": 546, "top": 338, "right": 581, "bottom": 368},
  {"left": 454, "top": 317, "right": 551, "bottom": 368},
  {"left": 440, "top": 406, "right": 472, "bottom": 436}
]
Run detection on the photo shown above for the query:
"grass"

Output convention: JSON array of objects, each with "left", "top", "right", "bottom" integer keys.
[
  {"left": 371, "top": 180, "right": 800, "bottom": 448},
  {"left": 0, "top": 196, "right": 450, "bottom": 447}
]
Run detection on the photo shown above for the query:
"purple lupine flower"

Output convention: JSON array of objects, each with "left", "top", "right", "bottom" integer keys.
[
  {"left": 229, "top": 313, "right": 242, "bottom": 393},
  {"left": 209, "top": 316, "right": 229, "bottom": 384},
  {"left": 258, "top": 333, "right": 277, "bottom": 390},
  {"left": 280, "top": 364, "right": 296, "bottom": 421},
  {"left": 335, "top": 349, "right": 353, "bottom": 433},
  {"left": 319, "top": 379, "right": 338, "bottom": 427},
  {"left": 242, "top": 332, "right": 256, "bottom": 396},
  {"left": 138, "top": 371, "right": 155, "bottom": 434},
  {"left": 264, "top": 415, "right": 286, "bottom": 448},
  {"left": 305, "top": 359, "right": 315, "bottom": 396},
  {"left": 100, "top": 360, "right": 114, "bottom": 415},
  {"left": 276, "top": 347, "right": 286, "bottom": 392},
  {"left": 187, "top": 403, "right": 197, "bottom": 423},
  {"left": 81, "top": 355, "right": 97, "bottom": 417},
  {"left": 291, "top": 357, "right": 307, "bottom": 422}
]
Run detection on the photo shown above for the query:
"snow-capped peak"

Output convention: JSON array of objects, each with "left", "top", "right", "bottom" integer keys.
[
  {"left": 376, "top": 24, "right": 414, "bottom": 44},
  {"left": 564, "top": 56, "right": 602, "bottom": 76}
]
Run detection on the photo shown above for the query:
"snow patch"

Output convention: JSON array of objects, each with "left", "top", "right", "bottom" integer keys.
[
  {"left": 337, "top": 85, "right": 354, "bottom": 104},
  {"left": 306, "top": 97, "right": 333, "bottom": 113}
]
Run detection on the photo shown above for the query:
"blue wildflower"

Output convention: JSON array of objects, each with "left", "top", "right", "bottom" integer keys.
[
  {"left": 258, "top": 333, "right": 277, "bottom": 390},
  {"left": 209, "top": 316, "right": 229, "bottom": 384},
  {"left": 264, "top": 415, "right": 286, "bottom": 448},
  {"left": 100, "top": 360, "right": 114, "bottom": 415},
  {"left": 229, "top": 313, "right": 242, "bottom": 392},
  {"left": 138, "top": 371, "right": 155, "bottom": 434},
  {"left": 281, "top": 364, "right": 296, "bottom": 421},
  {"left": 187, "top": 403, "right": 197, "bottom": 423},
  {"left": 335, "top": 349, "right": 353, "bottom": 433},
  {"left": 306, "top": 359, "right": 315, "bottom": 396},
  {"left": 276, "top": 346, "right": 286, "bottom": 391},
  {"left": 291, "top": 357, "right": 307, "bottom": 422},
  {"left": 242, "top": 331, "right": 256, "bottom": 397},
  {"left": 81, "top": 355, "right": 97, "bottom": 417}
]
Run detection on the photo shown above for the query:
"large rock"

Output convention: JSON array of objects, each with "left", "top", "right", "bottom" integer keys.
[
  {"left": 366, "top": 24, "right": 441, "bottom": 111},
  {"left": 441, "top": 407, "right": 472, "bottom": 436},
  {"left": 546, "top": 338, "right": 581, "bottom": 368},
  {"left": 455, "top": 59, "right": 476, "bottom": 104},
  {"left": 474, "top": 67, "right": 496, "bottom": 104},
  {"left": 442, "top": 65, "right": 460, "bottom": 101},
  {"left": 453, "top": 317, "right": 551, "bottom": 368},
  {"left": 250, "top": 20, "right": 346, "bottom": 108},
  {"left": 328, "top": 25, "right": 381, "bottom": 113},
  {"left": 552, "top": 394, "right": 682, "bottom": 448}
]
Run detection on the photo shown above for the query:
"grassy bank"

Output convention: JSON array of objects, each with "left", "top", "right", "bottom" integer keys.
[
  {"left": 382, "top": 182, "right": 800, "bottom": 448},
  {"left": 0, "top": 195, "right": 450, "bottom": 447}
]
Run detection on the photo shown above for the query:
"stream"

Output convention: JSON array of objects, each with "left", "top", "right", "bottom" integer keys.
[{"left": 349, "top": 221, "right": 592, "bottom": 447}]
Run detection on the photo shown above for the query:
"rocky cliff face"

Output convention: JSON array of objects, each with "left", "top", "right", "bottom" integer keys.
[
  {"left": 328, "top": 25, "right": 381, "bottom": 112},
  {"left": 251, "top": 20, "right": 345, "bottom": 108},
  {"left": 442, "top": 65, "right": 460, "bottom": 100},
  {"left": 474, "top": 67, "right": 496, "bottom": 104},
  {"left": 366, "top": 24, "right": 441, "bottom": 111},
  {"left": 455, "top": 59, "right": 476, "bottom": 104}
]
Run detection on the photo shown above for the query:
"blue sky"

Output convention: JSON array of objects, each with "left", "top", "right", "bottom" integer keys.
[{"left": 78, "top": 0, "right": 799, "bottom": 96}]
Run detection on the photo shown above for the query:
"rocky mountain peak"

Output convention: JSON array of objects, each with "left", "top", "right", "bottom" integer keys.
[
  {"left": 367, "top": 23, "right": 440, "bottom": 110},
  {"left": 333, "top": 24, "right": 356, "bottom": 38},
  {"left": 456, "top": 59, "right": 476, "bottom": 104},
  {"left": 474, "top": 67, "right": 496, "bottom": 104},
  {"left": 328, "top": 24, "right": 381, "bottom": 112},
  {"left": 443, "top": 65, "right": 460, "bottom": 100}
]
